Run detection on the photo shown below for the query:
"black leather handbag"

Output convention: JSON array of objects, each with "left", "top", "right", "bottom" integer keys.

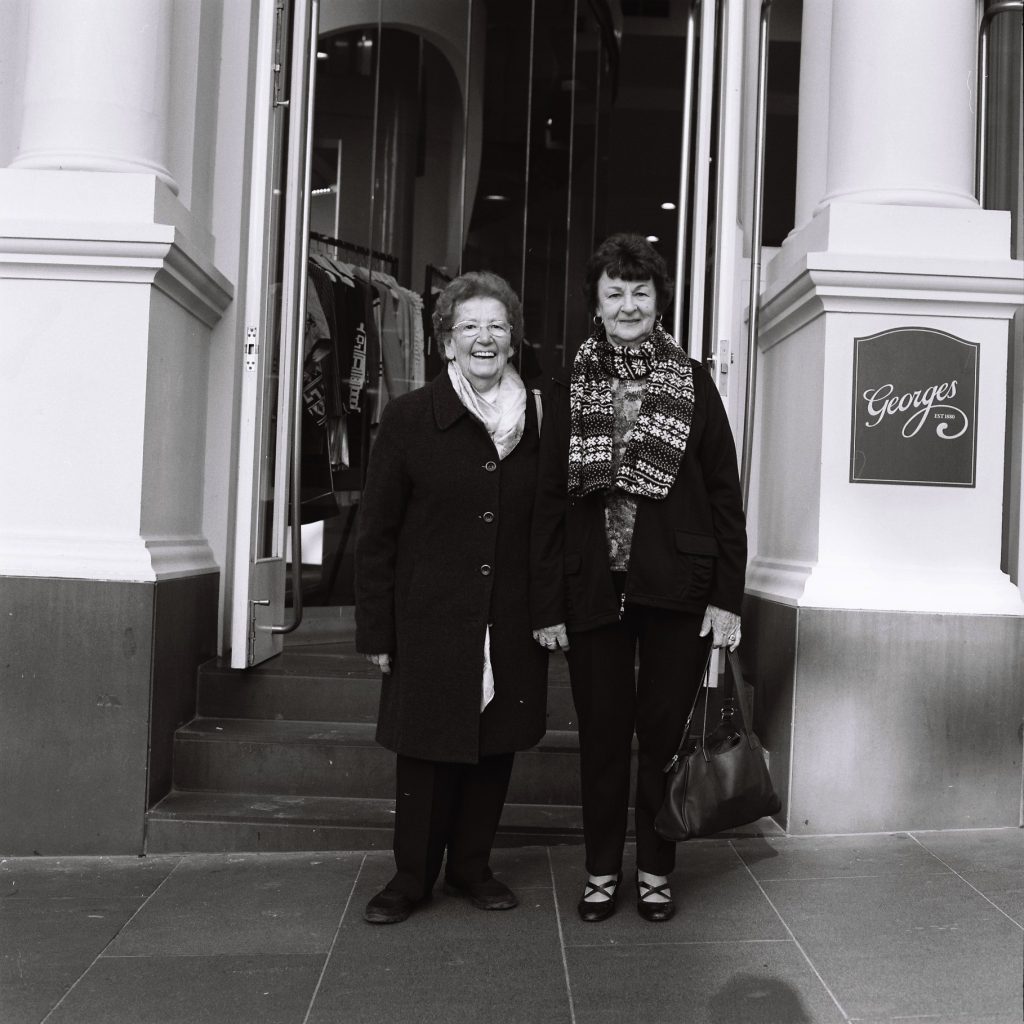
[{"left": 654, "top": 648, "right": 781, "bottom": 841}]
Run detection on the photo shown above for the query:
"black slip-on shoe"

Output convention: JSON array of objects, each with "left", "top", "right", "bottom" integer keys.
[{"left": 364, "top": 886, "right": 418, "bottom": 924}]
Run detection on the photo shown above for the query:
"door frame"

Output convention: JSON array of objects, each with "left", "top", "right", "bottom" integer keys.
[{"left": 229, "top": 0, "right": 317, "bottom": 667}]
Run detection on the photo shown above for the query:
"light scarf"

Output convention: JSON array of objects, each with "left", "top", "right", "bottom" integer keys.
[
  {"left": 567, "top": 321, "right": 694, "bottom": 500},
  {"left": 447, "top": 360, "right": 528, "bottom": 710},
  {"left": 447, "top": 361, "right": 528, "bottom": 461}
]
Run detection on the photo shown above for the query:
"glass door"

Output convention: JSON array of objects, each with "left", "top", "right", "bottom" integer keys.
[{"left": 230, "top": 0, "right": 318, "bottom": 667}]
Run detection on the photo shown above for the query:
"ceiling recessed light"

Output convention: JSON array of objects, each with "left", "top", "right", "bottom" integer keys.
[
  {"left": 660, "top": 201, "right": 676, "bottom": 210},
  {"left": 316, "top": 51, "right": 328, "bottom": 60},
  {"left": 484, "top": 194, "right": 509, "bottom": 201},
  {"left": 646, "top": 234, "right": 660, "bottom": 243}
]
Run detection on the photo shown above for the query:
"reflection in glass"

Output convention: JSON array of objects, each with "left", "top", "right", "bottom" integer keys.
[{"left": 312, "top": 1, "right": 799, "bottom": 381}]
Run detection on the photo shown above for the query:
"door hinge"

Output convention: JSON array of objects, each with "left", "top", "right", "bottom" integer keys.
[
  {"left": 244, "top": 326, "right": 259, "bottom": 371},
  {"left": 272, "top": 1, "right": 289, "bottom": 108},
  {"left": 248, "top": 599, "right": 269, "bottom": 663}
]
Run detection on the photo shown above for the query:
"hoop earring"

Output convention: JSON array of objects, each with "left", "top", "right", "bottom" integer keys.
[
  {"left": 655, "top": 314, "right": 663, "bottom": 325},
  {"left": 593, "top": 315, "right": 603, "bottom": 326}
]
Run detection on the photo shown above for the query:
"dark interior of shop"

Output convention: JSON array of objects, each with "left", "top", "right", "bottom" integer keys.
[{"left": 297, "top": 0, "right": 801, "bottom": 606}]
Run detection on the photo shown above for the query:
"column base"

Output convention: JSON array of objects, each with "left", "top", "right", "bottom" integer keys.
[
  {"left": 744, "top": 593, "right": 1024, "bottom": 834},
  {"left": 0, "top": 572, "right": 218, "bottom": 855}
]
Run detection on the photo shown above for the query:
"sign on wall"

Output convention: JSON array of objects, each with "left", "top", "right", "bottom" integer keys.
[{"left": 851, "top": 328, "right": 979, "bottom": 487}]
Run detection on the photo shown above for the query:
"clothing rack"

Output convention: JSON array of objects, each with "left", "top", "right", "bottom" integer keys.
[{"left": 309, "top": 231, "right": 399, "bottom": 274}]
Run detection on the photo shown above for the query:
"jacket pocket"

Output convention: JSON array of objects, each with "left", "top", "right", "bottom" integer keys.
[
  {"left": 674, "top": 531, "right": 716, "bottom": 601},
  {"left": 674, "top": 531, "right": 719, "bottom": 557}
]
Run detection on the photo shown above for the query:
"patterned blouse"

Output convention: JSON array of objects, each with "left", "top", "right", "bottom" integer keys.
[{"left": 604, "top": 377, "right": 647, "bottom": 570}]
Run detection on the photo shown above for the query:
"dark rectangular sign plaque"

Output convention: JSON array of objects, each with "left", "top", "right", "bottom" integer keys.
[{"left": 851, "top": 328, "right": 979, "bottom": 487}]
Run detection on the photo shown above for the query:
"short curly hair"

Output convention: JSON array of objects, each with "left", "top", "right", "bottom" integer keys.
[
  {"left": 432, "top": 271, "right": 524, "bottom": 356},
  {"left": 583, "top": 233, "right": 673, "bottom": 313}
]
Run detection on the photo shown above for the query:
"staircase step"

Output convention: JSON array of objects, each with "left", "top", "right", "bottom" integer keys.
[
  {"left": 146, "top": 791, "right": 586, "bottom": 853},
  {"left": 197, "top": 656, "right": 577, "bottom": 728},
  {"left": 197, "top": 666, "right": 381, "bottom": 723},
  {"left": 171, "top": 718, "right": 586, "bottom": 805}
]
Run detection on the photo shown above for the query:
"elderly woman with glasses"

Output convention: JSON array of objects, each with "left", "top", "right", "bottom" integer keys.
[
  {"left": 531, "top": 234, "right": 747, "bottom": 924},
  {"left": 356, "top": 270, "right": 547, "bottom": 924}
]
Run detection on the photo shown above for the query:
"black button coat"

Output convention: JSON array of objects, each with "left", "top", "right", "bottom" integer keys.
[
  {"left": 530, "top": 361, "right": 747, "bottom": 633},
  {"left": 355, "top": 371, "right": 548, "bottom": 764}
]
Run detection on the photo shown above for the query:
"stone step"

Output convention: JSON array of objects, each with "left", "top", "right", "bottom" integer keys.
[
  {"left": 145, "top": 791, "right": 588, "bottom": 854},
  {"left": 171, "top": 718, "right": 588, "bottom": 806}
]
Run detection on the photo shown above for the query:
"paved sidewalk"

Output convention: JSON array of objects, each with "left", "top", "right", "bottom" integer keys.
[{"left": 2, "top": 829, "right": 1022, "bottom": 1023}]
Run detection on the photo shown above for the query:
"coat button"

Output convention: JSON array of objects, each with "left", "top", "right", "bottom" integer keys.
[
  {"left": 484, "top": 460, "right": 497, "bottom": 472},
  {"left": 482, "top": 511, "right": 495, "bottom": 523},
  {"left": 480, "top": 564, "right": 492, "bottom": 576}
]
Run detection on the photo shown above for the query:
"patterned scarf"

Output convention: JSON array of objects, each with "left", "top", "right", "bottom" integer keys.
[{"left": 567, "top": 321, "right": 694, "bottom": 500}]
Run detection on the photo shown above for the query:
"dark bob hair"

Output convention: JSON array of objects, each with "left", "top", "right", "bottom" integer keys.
[
  {"left": 583, "top": 233, "right": 673, "bottom": 314},
  {"left": 432, "top": 270, "right": 524, "bottom": 355}
]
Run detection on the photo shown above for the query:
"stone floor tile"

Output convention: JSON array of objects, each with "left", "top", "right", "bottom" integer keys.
[
  {"left": 849, "top": 1015, "right": 1024, "bottom": 1023},
  {"left": 731, "top": 832, "right": 953, "bottom": 881},
  {"left": 566, "top": 941, "right": 846, "bottom": 1024},
  {"left": 312, "top": 865, "right": 571, "bottom": 1024},
  {"left": 104, "top": 852, "right": 363, "bottom": 957},
  {"left": 486, "top": 844, "right": 561, "bottom": 891},
  {"left": 910, "top": 828, "right": 1024, "bottom": 926},
  {"left": 0, "top": 855, "right": 180, "bottom": 902},
  {"left": 44, "top": 953, "right": 324, "bottom": 1024},
  {"left": 0, "top": 897, "right": 142, "bottom": 1024},
  {"left": 549, "top": 842, "right": 786, "bottom": 947},
  {"left": 763, "top": 872, "right": 1024, "bottom": 1021},
  {"left": 308, "top": 951, "right": 572, "bottom": 1024}
]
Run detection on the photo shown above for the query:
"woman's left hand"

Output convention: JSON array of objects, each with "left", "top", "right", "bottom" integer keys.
[
  {"left": 533, "top": 623, "right": 570, "bottom": 652},
  {"left": 700, "top": 605, "right": 741, "bottom": 651}
]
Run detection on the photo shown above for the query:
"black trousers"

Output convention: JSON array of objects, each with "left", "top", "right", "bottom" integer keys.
[
  {"left": 387, "top": 751, "right": 515, "bottom": 900},
  {"left": 567, "top": 603, "right": 710, "bottom": 877}
]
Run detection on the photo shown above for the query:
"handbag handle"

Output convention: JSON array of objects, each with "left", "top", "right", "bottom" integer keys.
[
  {"left": 663, "top": 646, "right": 760, "bottom": 772},
  {"left": 663, "top": 643, "right": 714, "bottom": 772},
  {"left": 724, "top": 648, "right": 760, "bottom": 750}
]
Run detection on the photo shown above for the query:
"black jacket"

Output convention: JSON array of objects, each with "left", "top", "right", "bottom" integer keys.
[
  {"left": 530, "top": 361, "right": 747, "bottom": 632},
  {"left": 355, "top": 371, "right": 548, "bottom": 763}
]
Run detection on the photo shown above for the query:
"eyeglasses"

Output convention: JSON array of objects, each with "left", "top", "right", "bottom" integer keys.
[{"left": 451, "top": 320, "right": 512, "bottom": 340}]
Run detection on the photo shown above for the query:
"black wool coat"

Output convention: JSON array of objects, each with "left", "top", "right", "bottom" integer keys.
[
  {"left": 355, "top": 371, "right": 548, "bottom": 764},
  {"left": 531, "top": 361, "right": 747, "bottom": 633}
]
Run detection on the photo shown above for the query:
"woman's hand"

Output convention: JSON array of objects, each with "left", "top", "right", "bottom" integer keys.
[
  {"left": 365, "top": 653, "right": 392, "bottom": 674},
  {"left": 699, "top": 605, "right": 741, "bottom": 651},
  {"left": 532, "top": 623, "right": 570, "bottom": 652}
]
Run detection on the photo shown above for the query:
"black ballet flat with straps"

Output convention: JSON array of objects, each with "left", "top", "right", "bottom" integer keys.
[
  {"left": 577, "top": 871, "right": 622, "bottom": 923},
  {"left": 636, "top": 876, "right": 676, "bottom": 922}
]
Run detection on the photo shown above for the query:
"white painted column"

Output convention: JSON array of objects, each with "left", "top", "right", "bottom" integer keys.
[
  {"left": 745, "top": 0, "right": 1023, "bottom": 835},
  {"left": 11, "top": 0, "right": 178, "bottom": 194},
  {"left": 792, "top": 0, "right": 832, "bottom": 228},
  {"left": 823, "top": 0, "right": 976, "bottom": 209}
]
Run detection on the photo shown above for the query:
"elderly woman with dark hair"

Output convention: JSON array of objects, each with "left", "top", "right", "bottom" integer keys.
[
  {"left": 531, "top": 234, "right": 747, "bottom": 923},
  {"left": 355, "top": 270, "right": 547, "bottom": 925}
]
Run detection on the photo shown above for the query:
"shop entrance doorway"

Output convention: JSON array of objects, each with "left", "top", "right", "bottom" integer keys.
[{"left": 229, "top": 0, "right": 802, "bottom": 667}]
